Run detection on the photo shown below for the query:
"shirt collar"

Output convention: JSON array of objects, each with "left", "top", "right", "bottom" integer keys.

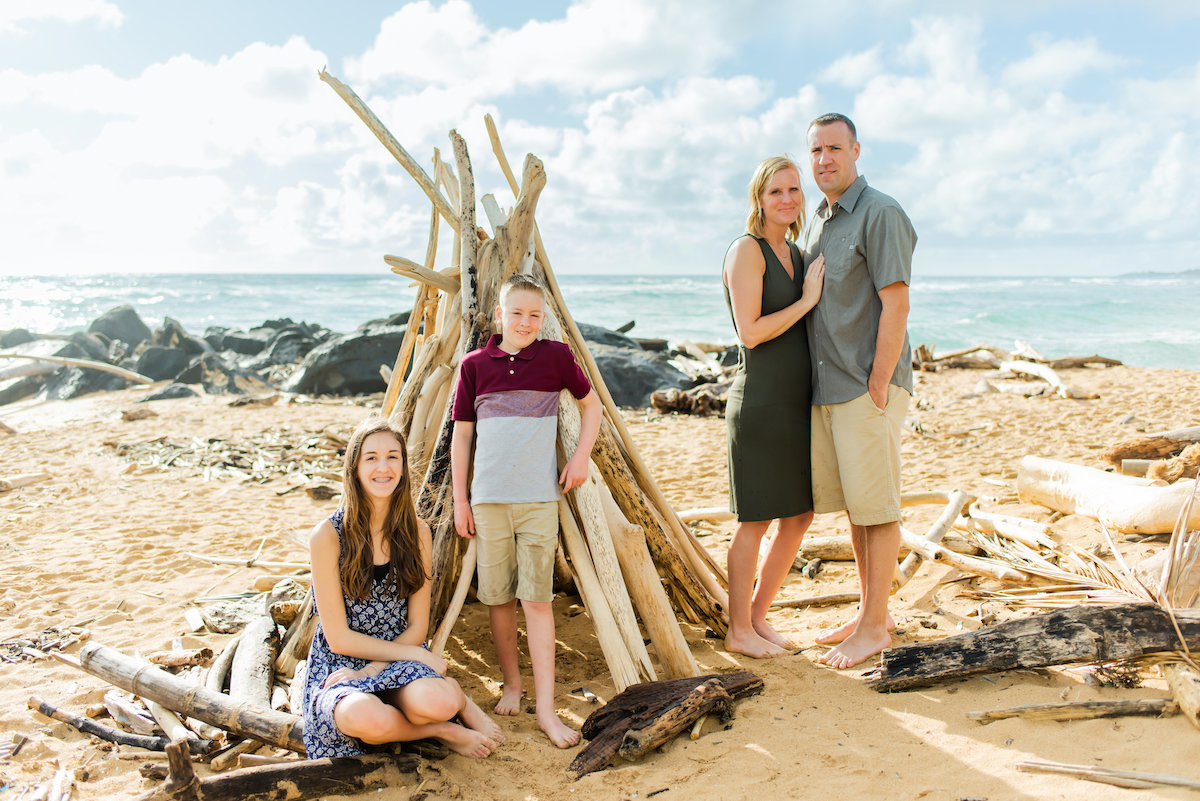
[
  {"left": 815, "top": 174, "right": 868, "bottom": 219},
  {"left": 483, "top": 333, "right": 541, "bottom": 360}
]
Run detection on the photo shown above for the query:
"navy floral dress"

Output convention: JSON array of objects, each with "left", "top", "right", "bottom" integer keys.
[{"left": 301, "top": 508, "right": 442, "bottom": 758}]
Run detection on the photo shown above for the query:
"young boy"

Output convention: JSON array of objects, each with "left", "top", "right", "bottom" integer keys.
[{"left": 450, "top": 274, "right": 602, "bottom": 748}]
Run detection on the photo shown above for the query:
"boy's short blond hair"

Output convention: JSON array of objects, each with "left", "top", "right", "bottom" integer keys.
[{"left": 498, "top": 274, "right": 546, "bottom": 306}]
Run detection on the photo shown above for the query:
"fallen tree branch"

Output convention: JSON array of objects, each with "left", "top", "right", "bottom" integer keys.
[
  {"left": 0, "top": 352, "right": 153, "bottom": 384},
  {"left": 968, "top": 698, "right": 1177, "bottom": 724}
]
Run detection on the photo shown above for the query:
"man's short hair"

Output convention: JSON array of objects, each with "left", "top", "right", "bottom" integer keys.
[
  {"left": 498, "top": 273, "right": 546, "bottom": 305},
  {"left": 808, "top": 112, "right": 857, "bottom": 143}
]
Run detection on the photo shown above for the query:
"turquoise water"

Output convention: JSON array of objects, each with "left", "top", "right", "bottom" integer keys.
[{"left": 2, "top": 272, "right": 1197, "bottom": 369}]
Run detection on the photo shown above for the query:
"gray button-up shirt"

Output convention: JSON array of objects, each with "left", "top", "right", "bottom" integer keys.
[{"left": 803, "top": 175, "right": 916, "bottom": 406}]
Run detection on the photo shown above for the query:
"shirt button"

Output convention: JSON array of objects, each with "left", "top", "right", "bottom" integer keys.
[
  {"left": 509, "top": 356, "right": 514, "bottom": 361},
  {"left": 509, "top": 369, "right": 514, "bottom": 375}
]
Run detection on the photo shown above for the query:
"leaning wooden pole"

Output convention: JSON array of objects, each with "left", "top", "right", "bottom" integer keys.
[{"left": 319, "top": 69, "right": 458, "bottom": 232}]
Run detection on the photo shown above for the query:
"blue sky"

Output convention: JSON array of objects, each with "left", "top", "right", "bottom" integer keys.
[{"left": 3, "top": 0, "right": 1199, "bottom": 277}]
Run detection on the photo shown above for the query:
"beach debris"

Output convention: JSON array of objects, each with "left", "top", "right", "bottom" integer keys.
[
  {"left": 0, "top": 471, "right": 51, "bottom": 493},
  {"left": 321, "top": 67, "right": 726, "bottom": 693},
  {"left": 1017, "top": 455, "right": 1200, "bottom": 534},
  {"left": 569, "top": 672, "right": 762, "bottom": 779},
  {"left": 869, "top": 602, "right": 1200, "bottom": 692},
  {"left": 1016, "top": 760, "right": 1200, "bottom": 792},
  {"left": 122, "top": 407, "right": 158, "bottom": 421},
  {"left": 104, "top": 690, "right": 158, "bottom": 735},
  {"left": 968, "top": 697, "right": 1178, "bottom": 725},
  {"left": 28, "top": 694, "right": 210, "bottom": 754},
  {"left": 139, "top": 382, "right": 200, "bottom": 402},
  {"left": 913, "top": 342, "right": 1123, "bottom": 374},
  {"left": 229, "top": 616, "right": 279, "bottom": 710},
  {"left": 894, "top": 490, "right": 974, "bottom": 588},
  {"left": 147, "top": 648, "right": 214, "bottom": 668},
  {"left": 999, "top": 359, "right": 1096, "bottom": 400},
  {"left": 770, "top": 591, "right": 861, "bottom": 610},
  {"left": 140, "top": 738, "right": 421, "bottom": 801},
  {"left": 0, "top": 351, "right": 153, "bottom": 384},
  {"left": 1163, "top": 663, "right": 1200, "bottom": 730},
  {"left": 650, "top": 382, "right": 728, "bottom": 416},
  {"left": 1, "top": 624, "right": 88, "bottom": 662},
  {"left": 0, "top": 418, "right": 15, "bottom": 434}
]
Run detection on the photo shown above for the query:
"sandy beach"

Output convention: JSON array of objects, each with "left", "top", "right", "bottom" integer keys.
[{"left": 2, "top": 364, "right": 1198, "bottom": 800}]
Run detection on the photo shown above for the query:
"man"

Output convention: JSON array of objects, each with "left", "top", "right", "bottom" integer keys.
[{"left": 803, "top": 113, "right": 916, "bottom": 669}]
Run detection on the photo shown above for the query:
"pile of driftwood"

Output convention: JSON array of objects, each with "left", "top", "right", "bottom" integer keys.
[
  {"left": 317, "top": 68, "right": 730, "bottom": 694},
  {"left": 914, "top": 340, "right": 1123, "bottom": 400},
  {"left": 102, "top": 423, "right": 349, "bottom": 490},
  {"left": 1104, "top": 425, "right": 1200, "bottom": 483}
]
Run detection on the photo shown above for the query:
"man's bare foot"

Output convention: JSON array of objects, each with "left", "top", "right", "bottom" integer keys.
[
  {"left": 537, "top": 709, "right": 580, "bottom": 749},
  {"left": 724, "top": 630, "right": 791, "bottom": 659},
  {"left": 439, "top": 723, "right": 497, "bottom": 758},
  {"left": 460, "top": 696, "right": 504, "bottom": 744},
  {"left": 814, "top": 612, "right": 896, "bottom": 645},
  {"left": 494, "top": 682, "right": 522, "bottom": 716},
  {"left": 752, "top": 619, "right": 796, "bottom": 651},
  {"left": 818, "top": 628, "right": 891, "bottom": 670}
]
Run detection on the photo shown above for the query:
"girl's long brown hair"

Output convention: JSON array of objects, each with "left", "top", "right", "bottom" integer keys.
[{"left": 338, "top": 417, "right": 427, "bottom": 601}]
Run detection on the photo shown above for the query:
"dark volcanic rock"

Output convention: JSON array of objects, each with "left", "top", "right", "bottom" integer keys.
[
  {"left": 281, "top": 325, "right": 406, "bottom": 396},
  {"left": 359, "top": 311, "right": 411, "bottom": 330},
  {"left": 88, "top": 305, "right": 151, "bottom": 347},
  {"left": 586, "top": 342, "right": 692, "bottom": 408},
  {"left": 38, "top": 366, "right": 129, "bottom": 400},
  {"left": 177, "top": 352, "right": 269, "bottom": 395},
  {"left": 139, "top": 382, "right": 199, "bottom": 402},
  {"left": 576, "top": 322, "right": 643, "bottom": 350},
  {"left": 135, "top": 346, "right": 192, "bottom": 381},
  {"left": 152, "top": 317, "right": 211, "bottom": 355},
  {"left": 219, "top": 330, "right": 272, "bottom": 356},
  {"left": 245, "top": 328, "right": 316, "bottom": 370},
  {"left": 67, "top": 331, "right": 112, "bottom": 362},
  {"left": 1, "top": 329, "right": 37, "bottom": 348}
]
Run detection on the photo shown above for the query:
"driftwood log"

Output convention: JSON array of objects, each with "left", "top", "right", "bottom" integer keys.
[
  {"left": 28, "top": 695, "right": 209, "bottom": 754},
  {"left": 229, "top": 616, "right": 279, "bottom": 709},
  {"left": 967, "top": 698, "right": 1177, "bottom": 724},
  {"left": 616, "top": 678, "right": 732, "bottom": 760},
  {"left": 1163, "top": 662, "right": 1200, "bottom": 731},
  {"left": 136, "top": 737, "right": 420, "bottom": 801},
  {"left": 1018, "top": 456, "right": 1200, "bottom": 534},
  {"left": 74, "top": 643, "right": 305, "bottom": 753},
  {"left": 871, "top": 603, "right": 1200, "bottom": 692},
  {"left": 1103, "top": 426, "right": 1200, "bottom": 465},
  {"left": 570, "top": 671, "right": 762, "bottom": 779}
]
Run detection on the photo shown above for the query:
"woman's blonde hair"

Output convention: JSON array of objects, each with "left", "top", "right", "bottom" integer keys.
[
  {"left": 338, "top": 417, "right": 426, "bottom": 600},
  {"left": 745, "top": 155, "right": 804, "bottom": 241}
]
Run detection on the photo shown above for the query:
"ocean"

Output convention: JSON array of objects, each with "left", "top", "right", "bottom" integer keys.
[{"left": 2, "top": 272, "right": 1198, "bottom": 370}]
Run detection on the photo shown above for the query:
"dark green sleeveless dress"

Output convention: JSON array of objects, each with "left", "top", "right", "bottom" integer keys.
[{"left": 723, "top": 236, "right": 813, "bottom": 522}]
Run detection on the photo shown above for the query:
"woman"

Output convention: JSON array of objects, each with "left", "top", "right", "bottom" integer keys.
[
  {"left": 303, "top": 416, "right": 503, "bottom": 758},
  {"left": 722, "top": 155, "right": 825, "bottom": 658}
]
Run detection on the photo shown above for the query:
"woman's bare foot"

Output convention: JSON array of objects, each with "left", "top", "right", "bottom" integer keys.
[
  {"left": 725, "top": 629, "right": 791, "bottom": 658},
  {"left": 438, "top": 722, "right": 497, "bottom": 758},
  {"left": 752, "top": 619, "right": 796, "bottom": 651},
  {"left": 537, "top": 709, "right": 580, "bottom": 748},
  {"left": 818, "top": 627, "right": 891, "bottom": 670},
  {"left": 494, "top": 682, "right": 522, "bottom": 716},
  {"left": 814, "top": 612, "right": 896, "bottom": 645},
  {"left": 460, "top": 696, "right": 504, "bottom": 744}
]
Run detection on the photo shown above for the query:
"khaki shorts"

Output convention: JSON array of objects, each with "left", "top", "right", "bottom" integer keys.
[
  {"left": 811, "top": 385, "right": 910, "bottom": 526},
  {"left": 472, "top": 501, "right": 559, "bottom": 605}
]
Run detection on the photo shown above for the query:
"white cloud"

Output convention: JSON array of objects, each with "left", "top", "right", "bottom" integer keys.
[
  {"left": 346, "top": 0, "right": 752, "bottom": 96},
  {"left": 1002, "top": 35, "right": 1126, "bottom": 90},
  {"left": 820, "top": 47, "right": 884, "bottom": 88},
  {"left": 0, "top": 0, "right": 123, "bottom": 33}
]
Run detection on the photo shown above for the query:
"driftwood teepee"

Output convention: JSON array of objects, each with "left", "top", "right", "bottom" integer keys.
[{"left": 319, "top": 70, "right": 727, "bottom": 690}]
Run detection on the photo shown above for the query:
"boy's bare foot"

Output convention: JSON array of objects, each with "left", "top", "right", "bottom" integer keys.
[
  {"left": 494, "top": 683, "right": 522, "bottom": 716},
  {"left": 818, "top": 628, "right": 891, "bottom": 670},
  {"left": 752, "top": 619, "right": 796, "bottom": 651},
  {"left": 537, "top": 710, "right": 580, "bottom": 748},
  {"left": 460, "top": 696, "right": 504, "bottom": 744},
  {"left": 814, "top": 612, "right": 896, "bottom": 645},
  {"left": 440, "top": 723, "right": 498, "bottom": 759},
  {"left": 724, "top": 630, "right": 791, "bottom": 659}
]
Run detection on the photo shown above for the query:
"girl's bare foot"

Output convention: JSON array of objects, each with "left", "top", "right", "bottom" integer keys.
[
  {"left": 814, "top": 612, "right": 896, "bottom": 645},
  {"left": 818, "top": 628, "right": 891, "bottom": 670},
  {"left": 537, "top": 709, "right": 580, "bottom": 748},
  {"left": 439, "top": 723, "right": 497, "bottom": 759},
  {"left": 494, "top": 683, "right": 522, "bottom": 716},
  {"left": 752, "top": 619, "right": 796, "bottom": 651},
  {"left": 460, "top": 696, "right": 504, "bottom": 743},
  {"left": 725, "top": 630, "right": 791, "bottom": 658}
]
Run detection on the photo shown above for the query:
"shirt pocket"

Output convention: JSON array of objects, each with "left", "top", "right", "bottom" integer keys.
[{"left": 822, "top": 230, "right": 861, "bottom": 279}]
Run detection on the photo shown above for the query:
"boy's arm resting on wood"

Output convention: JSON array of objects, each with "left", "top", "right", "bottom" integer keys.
[
  {"left": 451, "top": 421, "right": 476, "bottom": 538},
  {"left": 308, "top": 520, "right": 445, "bottom": 674},
  {"left": 559, "top": 389, "right": 601, "bottom": 491},
  {"left": 868, "top": 281, "right": 910, "bottom": 410}
]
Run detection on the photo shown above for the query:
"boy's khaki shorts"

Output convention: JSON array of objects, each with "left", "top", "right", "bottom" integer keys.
[
  {"left": 811, "top": 385, "right": 910, "bottom": 526},
  {"left": 472, "top": 501, "right": 559, "bottom": 605}
]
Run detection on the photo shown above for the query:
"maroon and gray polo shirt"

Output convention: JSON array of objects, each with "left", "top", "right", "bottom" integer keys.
[{"left": 452, "top": 335, "right": 591, "bottom": 504}]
